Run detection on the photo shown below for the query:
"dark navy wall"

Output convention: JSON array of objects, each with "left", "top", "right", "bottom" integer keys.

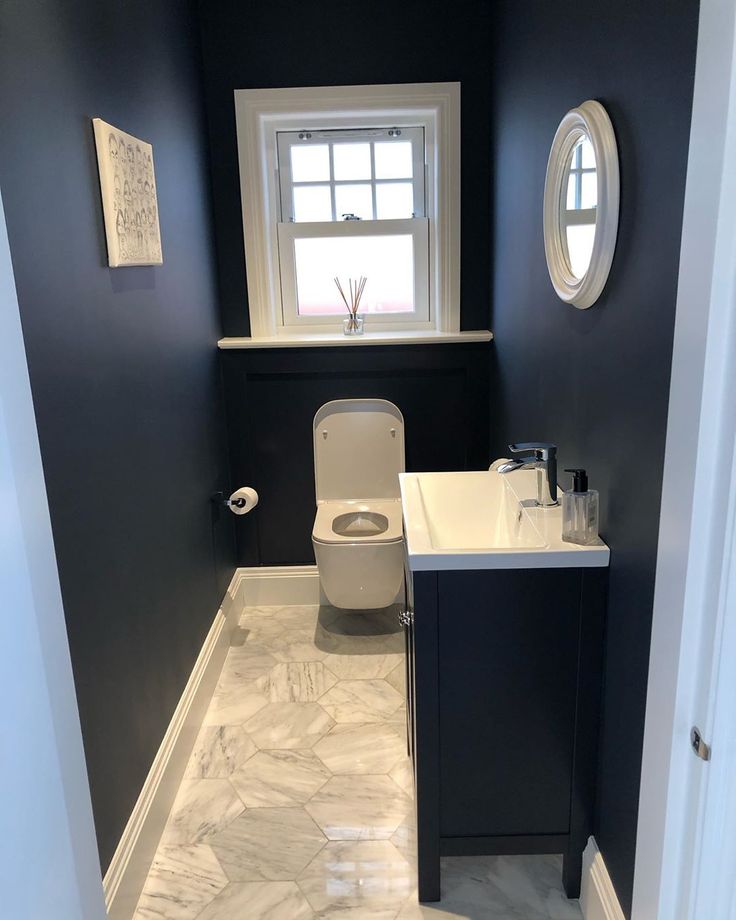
[
  {"left": 490, "top": 1, "right": 699, "bottom": 913},
  {"left": 0, "top": 0, "right": 234, "bottom": 869},
  {"left": 197, "top": 0, "right": 493, "bottom": 336}
]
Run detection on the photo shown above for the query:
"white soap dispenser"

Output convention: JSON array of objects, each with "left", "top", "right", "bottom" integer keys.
[{"left": 561, "top": 468, "right": 599, "bottom": 545}]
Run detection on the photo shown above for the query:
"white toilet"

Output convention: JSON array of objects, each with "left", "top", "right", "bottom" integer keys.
[{"left": 312, "top": 399, "right": 405, "bottom": 610}]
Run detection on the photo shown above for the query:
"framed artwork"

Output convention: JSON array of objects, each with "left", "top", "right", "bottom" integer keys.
[{"left": 92, "top": 117, "right": 163, "bottom": 267}]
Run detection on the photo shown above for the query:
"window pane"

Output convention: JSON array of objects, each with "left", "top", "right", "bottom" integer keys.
[
  {"left": 566, "top": 175, "right": 577, "bottom": 209},
  {"left": 335, "top": 184, "right": 374, "bottom": 220},
  {"left": 374, "top": 141, "right": 413, "bottom": 179},
  {"left": 294, "top": 234, "right": 415, "bottom": 315},
  {"left": 293, "top": 185, "right": 333, "bottom": 222},
  {"left": 290, "top": 144, "right": 330, "bottom": 182},
  {"left": 581, "top": 138, "right": 596, "bottom": 169},
  {"left": 581, "top": 172, "right": 597, "bottom": 209},
  {"left": 376, "top": 182, "right": 414, "bottom": 219},
  {"left": 566, "top": 224, "right": 595, "bottom": 279},
  {"left": 333, "top": 143, "right": 371, "bottom": 180}
]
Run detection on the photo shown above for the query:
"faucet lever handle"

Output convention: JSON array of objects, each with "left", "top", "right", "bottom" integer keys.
[{"left": 509, "top": 442, "right": 557, "bottom": 460}]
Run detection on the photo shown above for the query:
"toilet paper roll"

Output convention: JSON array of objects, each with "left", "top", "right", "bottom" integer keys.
[{"left": 228, "top": 486, "right": 259, "bottom": 515}]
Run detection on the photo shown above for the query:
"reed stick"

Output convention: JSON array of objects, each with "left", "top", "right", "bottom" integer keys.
[
  {"left": 333, "top": 276, "right": 351, "bottom": 313},
  {"left": 334, "top": 274, "right": 368, "bottom": 331}
]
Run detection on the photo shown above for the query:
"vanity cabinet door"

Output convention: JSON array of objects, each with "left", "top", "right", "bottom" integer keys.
[{"left": 437, "top": 569, "right": 581, "bottom": 838}]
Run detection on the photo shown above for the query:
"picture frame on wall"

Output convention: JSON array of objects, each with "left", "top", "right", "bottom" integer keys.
[{"left": 92, "top": 117, "right": 163, "bottom": 267}]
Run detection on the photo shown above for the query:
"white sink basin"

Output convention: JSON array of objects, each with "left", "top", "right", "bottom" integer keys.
[
  {"left": 399, "top": 469, "right": 610, "bottom": 571},
  {"left": 417, "top": 471, "right": 546, "bottom": 550}
]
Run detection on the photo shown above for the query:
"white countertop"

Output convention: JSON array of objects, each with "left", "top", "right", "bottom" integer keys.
[{"left": 400, "top": 469, "right": 610, "bottom": 571}]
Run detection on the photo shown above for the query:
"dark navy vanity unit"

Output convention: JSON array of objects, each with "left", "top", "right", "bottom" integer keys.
[
  {"left": 398, "top": 469, "right": 610, "bottom": 902},
  {"left": 403, "top": 566, "right": 608, "bottom": 901}
]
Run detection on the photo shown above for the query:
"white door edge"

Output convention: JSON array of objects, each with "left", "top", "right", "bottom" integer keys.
[
  {"left": 633, "top": 0, "right": 736, "bottom": 917},
  {"left": 0, "top": 189, "right": 106, "bottom": 916}
]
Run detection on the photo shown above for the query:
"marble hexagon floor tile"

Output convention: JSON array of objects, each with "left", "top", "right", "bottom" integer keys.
[
  {"left": 387, "top": 712, "right": 409, "bottom": 743},
  {"left": 389, "top": 758, "right": 414, "bottom": 799},
  {"left": 237, "top": 618, "right": 288, "bottom": 645},
  {"left": 316, "top": 629, "right": 403, "bottom": 660},
  {"left": 184, "top": 725, "right": 257, "bottom": 779},
  {"left": 305, "top": 774, "right": 412, "bottom": 840},
  {"left": 256, "top": 660, "right": 338, "bottom": 702},
  {"left": 243, "top": 702, "right": 335, "bottom": 749},
  {"left": 271, "top": 628, "right": 332, "bottom": 663},
  {"left": 270, "top": 604, "right": 325, "bottom": 628},
  {"left": 311, "top": 908, "right": 400, "bottom": 919},
  {"left": 390, "top": 816, "right": 417, "bottom": 866},
  {"left": 215, "top": 643, "right": 278, "bottom": 695},
  {"left": 161, "top": 779, "right": 244, "bottom": 846},
  {"left": 134, "top": 844, "right": 227, "bottom": 920},
  {"left": 196, "top": 881, "right": 313, "bottom": 920},
  {"left": 320, "top": 650, "right": 404, "bottom": 680},
  {"left": 313, "top": 722, "right": 407, "bottom": 774},
  {"left": 209, "top": 807, "right": 327, "bottom": 882},
  {"left": 319, "top": 678, "right": 404, "bottom": 723},
  {"left": 440, "top": 854, "right": 582, "bottom": 920},
  {"left": 238, "top": 605, "right": 282, "bottom": 618},
  {"left": 323, "top": 607, "right": 404, "bottom": 639},
  {"left": 231, "top": 749, "right": 331, "bottom": 807},
  {"left": 395, "top": 855, "right": 583, "bottom": 920},
  {"left": 385, "top": 662, "right": 406, "bottom": 695},
  {"left": 204, "top": 684, "right": 269, "bottom": 726},
  {"left": 218, "top": 644, "right": 279, "bottom": 685},
  {"left": 297, "top": 839, "right": 412, "bottom": 913},
  {"left": 395, "top": 893, "right": 474, "bottom": 920}
]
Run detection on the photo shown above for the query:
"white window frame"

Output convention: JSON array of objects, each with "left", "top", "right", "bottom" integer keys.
[
  {"left": 234, "top": 82, "right": 460, "bottom": 340},
  {"left": 275, "top": 125, "right": 428, "bottom": 330}
]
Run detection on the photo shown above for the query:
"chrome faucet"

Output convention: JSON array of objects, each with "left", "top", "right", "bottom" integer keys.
[{"left": 497, "top": 443, "right": 558, "bottom": 507}]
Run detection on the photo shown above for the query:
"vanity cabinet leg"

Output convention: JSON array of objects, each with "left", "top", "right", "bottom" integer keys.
[
  {"left": 412, "top": 570, "right": 441, "bottom": 902},
  {"left": 562, "top": 569, "right": 608, "bottom": 902},
  {"left": 562, "top": 847, "right": 582, "bottom": 899},
  {"left": 417, "top": 848, "right": 441, "bottom": 902}
]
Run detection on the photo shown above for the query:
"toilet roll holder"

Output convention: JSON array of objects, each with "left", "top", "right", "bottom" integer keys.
[{"left": 211, "top": 491, "right": 247, "bottom": 510}]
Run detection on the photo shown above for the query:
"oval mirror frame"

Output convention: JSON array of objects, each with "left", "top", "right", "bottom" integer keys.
[{"left": 543, "top": 100, "right": 619, "bottom": 309}]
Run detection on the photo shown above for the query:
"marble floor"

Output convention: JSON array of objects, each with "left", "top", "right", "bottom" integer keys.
[{"left": 133, "top": 604, "right": 583, "bottom": 920}]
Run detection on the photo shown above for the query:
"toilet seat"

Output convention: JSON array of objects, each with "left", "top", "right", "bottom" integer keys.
[{"left": 313, "top": 500, "right": 403, "bottom": 545}]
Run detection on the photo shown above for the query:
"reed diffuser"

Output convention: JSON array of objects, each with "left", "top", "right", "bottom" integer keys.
[{"left": 334, "top": 275, "right": 367, "bottom": 335}]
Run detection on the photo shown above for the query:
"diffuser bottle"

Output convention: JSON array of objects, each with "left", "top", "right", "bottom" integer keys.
[{"left": 561, "top": 468, "right": 599, "bottom": 545}]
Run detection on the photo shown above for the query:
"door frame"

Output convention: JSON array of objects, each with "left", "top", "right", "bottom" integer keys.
[{"left": 632, "top": 0, "right": 736, "bottom": 916}]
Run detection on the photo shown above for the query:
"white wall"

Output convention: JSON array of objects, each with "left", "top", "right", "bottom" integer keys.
[{"left": 0, "top": 190, "right": 107, "bottom": 918}]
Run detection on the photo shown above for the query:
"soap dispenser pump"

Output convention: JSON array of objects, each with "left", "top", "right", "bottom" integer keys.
[{"left": 561, "top": 468, "right": 599, "bottom": 545}]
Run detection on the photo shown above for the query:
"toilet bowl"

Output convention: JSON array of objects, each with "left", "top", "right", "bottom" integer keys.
[{"left": 312, "top": 399, "right": 405, "bottom": 610}]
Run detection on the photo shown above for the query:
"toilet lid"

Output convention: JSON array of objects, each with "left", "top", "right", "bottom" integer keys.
[{"left": 313, "top": 399, "right": 405, "bottom": 502}]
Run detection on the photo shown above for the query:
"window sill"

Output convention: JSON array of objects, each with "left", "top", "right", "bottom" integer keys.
[{"left": 217, "top": 330, "right": 493, "bottom": 350}]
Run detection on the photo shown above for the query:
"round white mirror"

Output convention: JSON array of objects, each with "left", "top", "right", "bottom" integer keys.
[{"left": 543, "top": 100, "right": 619, "bottom": 309}]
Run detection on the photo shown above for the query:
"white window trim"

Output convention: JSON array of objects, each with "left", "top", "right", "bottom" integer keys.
[{"left": 234, "top": 82, "right": 461, "bottom": 339}]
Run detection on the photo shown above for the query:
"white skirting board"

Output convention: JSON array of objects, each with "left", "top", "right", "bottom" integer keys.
[
  {"left": 236, "top": 564, "right": 326, "bottom": 607},
  {"left": 102, "top": 574, "right": 241, "bottom": 920},
  {"left": 580, "top": 837, "right": 626, "bottom": 920},
  {"left": 235, "top": 564, "right": 403, "bottom": 608}
]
